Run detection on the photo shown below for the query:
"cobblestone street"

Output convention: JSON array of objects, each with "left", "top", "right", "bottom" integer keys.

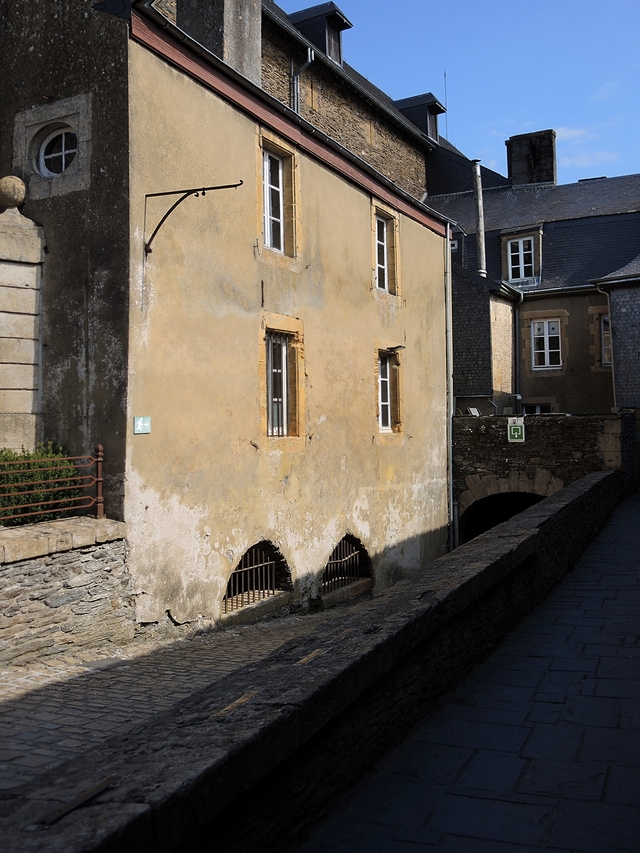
[{"left": 0, "top": 610, "right": 341, "bottom": 790}]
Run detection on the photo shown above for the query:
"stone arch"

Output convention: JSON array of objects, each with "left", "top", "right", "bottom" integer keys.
[
  {"left": 222, "top": 540, "right": 292, "bottom": 614},
  {"left": 457, "top": 467, "right": 564, "bottom": 544},
  {"left": 320, "top": 534, "right": 372, "bottom": 595}
]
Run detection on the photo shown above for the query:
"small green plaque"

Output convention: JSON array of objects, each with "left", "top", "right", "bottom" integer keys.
[
  {"left": 507, "top": 417, "right": 525, "bottom": 443},
  {"left": 134, "top": 416, "right": 151, "bottom": 435}
]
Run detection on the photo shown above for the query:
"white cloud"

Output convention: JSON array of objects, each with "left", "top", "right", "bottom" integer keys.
[
  {"left": 555, "top": 127, "right": 589, "bottom": 141},
  {"left": 559, "top": 150, "right": 618, "bottom": 169},
  {"left": 592, "top": 82, "right": 619, "bottom": 101}
]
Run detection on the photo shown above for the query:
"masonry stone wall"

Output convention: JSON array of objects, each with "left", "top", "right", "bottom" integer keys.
[
  {"left": 0, "top": 208, "right": 44, "bottom": 451},
  {"left": 4, "top": 470, "right": 627, "bottom": 852},
  {"left": 490, "top": 292, "right": 514, "bottom": 407},
  {"left": 261, "top": 18, "right": 427, "bottom": 199},
  {"left": 453, "top": 412, "right": 635, "bottom": 516},
  {"left": 452, "top": 267, "right": 493, "bottom": 399},
  {"left": 609, "top": 286, "right": 640, "bottom": 408},
  {"left": 0, "top": 517, "right": 132, "bottom": 665}
]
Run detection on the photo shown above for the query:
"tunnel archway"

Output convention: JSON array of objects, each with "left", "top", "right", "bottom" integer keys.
[{"left": 459, "top": 492, "right": 543, "bottom": 544}]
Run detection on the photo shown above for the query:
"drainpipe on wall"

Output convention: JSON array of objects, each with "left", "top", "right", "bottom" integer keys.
[
  {"left": 514, "top": 288, "right": 524, "bottom": 413},
  {"left": 445, "top": 223, "right": 456, "bottom": 549},
  {"left": 472, "top": 160, "right": 487, "bottom": 278},
  {"left": 292, "top": 47, "right": 314, "bottom": 114},
  {"left": 596, "top": 283, "right": 617, "bottom": 409}
]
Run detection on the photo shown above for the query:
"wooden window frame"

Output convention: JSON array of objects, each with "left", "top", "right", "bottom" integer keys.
[
  {"left": 260, "top": 132, "right": 297, "bottom": 259},
  {"left": 508, "top": 236, "right": 534, "bottom": 282},
  {"left": 376, "top": 348, "right": 403, "bottom": 435},
  {"left": 601, "top": 315, "right": 612, "bottom": 366},
  {"left": 260, "top": 313, "right": 304, "bottom": 450},
  {"left": 372, "top": 204, "right": 399, "bottom": 296},
  {"left": 501, "top": 229, "right": 542, "bottom": 285},
  {"left": 531, "top": 318, "right": 562, "bottom": 370}
]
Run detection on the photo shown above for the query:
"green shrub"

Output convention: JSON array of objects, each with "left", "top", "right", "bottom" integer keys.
[{"left": 0, "top": 443, "right": 85, "bottom": 526}]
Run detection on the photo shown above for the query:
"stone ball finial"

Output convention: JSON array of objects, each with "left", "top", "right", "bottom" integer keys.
[{"left": 0, "top": 176, "right": 27, "bottom": 209}]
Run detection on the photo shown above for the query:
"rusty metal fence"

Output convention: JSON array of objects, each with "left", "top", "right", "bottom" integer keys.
[
  {"left": 222, "top": 542, "right": 284, "bottom": 613},
  {"left": 0, "top": 445, "right": 104, "bottom": 525},
  {"left": 320, "top": 536, "right": 370, "bottom": 594}
]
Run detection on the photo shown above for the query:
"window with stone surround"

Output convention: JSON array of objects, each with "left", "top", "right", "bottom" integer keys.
[
  {"left": 532, "top": 319, "right": 561, "bottom": 369},
  {"left": 261, "top": 133, "right": 297, "bottom": 258},
  {"left": 261, "top": 313, "right": 304, "bottom": 446},
  {"left": 376, "top": 349, "right": 402, "bottom": 433},
  {"left": 373, "top": 205, "right": 399, "bottom": 295},
  {"left": 601, "top": 315, "right": 612, "bottom": 366}
]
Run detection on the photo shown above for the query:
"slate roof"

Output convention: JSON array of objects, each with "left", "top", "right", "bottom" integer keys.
[
  {"left": 426, "top": 140, "right": 510, "bottom": 196},
  {"left": 428, "top": 174, "right": 640, "bottom": 234},
  {"left": 593, "top": 251, "right": 640, "bottom": 284},
  {"left": 263, "top": 1, "right": 436, "bottom": 151},
  {"left": 541, "top": 214, "right": 640, "bottom": 289}
]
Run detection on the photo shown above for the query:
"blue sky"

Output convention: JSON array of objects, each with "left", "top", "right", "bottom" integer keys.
[{"left": 278, "top": 0, "right": 640, "bottom": 185}]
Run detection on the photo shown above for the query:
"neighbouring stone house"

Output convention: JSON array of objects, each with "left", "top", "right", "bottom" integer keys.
[
  {"left": 425, "top": 129, "right": 640, "bottom": 416},
  {"left": 0, "top": 0, "right": 454, "bottom": 631}
]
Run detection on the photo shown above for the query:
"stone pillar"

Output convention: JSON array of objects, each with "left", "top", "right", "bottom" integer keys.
[
  {"left": 176, "top": 0, "right": 261, "bottom": 86},
  {"left": 0, "top": 177, "right": 44, "bottom": 452}
]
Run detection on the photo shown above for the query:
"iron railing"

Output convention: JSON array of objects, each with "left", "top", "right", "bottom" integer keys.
[
  {"left": 223, "top": 543, "right": 280, "bottom": 613},
  {"left": 0, "top": 445, "right": 104, "bottom": 525},
  {"left": 320, "top": 536, "right": 369, "bottom": 594}
]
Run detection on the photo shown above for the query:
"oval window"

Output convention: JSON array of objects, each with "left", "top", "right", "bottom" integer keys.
[{"left": 38, "top": 129, "right": 78, "bottom": 176}]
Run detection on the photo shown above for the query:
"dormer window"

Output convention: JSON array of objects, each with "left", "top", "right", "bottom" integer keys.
[
  {"left": 326, "top": 22, "right": 341, "bottom": 63},
  {"left": 501, "top": 228, "right": 542, "bottom": 285},
  {"left": 289, "top": 3, "right": 353, "bottom": 66},
  {"left": 393, "top": 93, "right": 446, "bottom": 143}
]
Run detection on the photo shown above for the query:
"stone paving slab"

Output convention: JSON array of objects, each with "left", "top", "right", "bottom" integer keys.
[{"left": 293, "top": 491, "right": 640, "bottom": 853}]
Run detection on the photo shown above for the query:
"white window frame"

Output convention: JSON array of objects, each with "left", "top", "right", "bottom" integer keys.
[
  {"left": 263, "top": 151, "right": 284, "bottom": 253},
  {"left": 531, "top": 319, "right": 562, "bottom": 369},
  {"left": 38, "top": 128, "right": 78, "bottom": 177},
  {"left": 378, "top": 353, "right": 392, "bottom": 431},
  {"left": 601, "top": 315, "right": 612, "bottom": 365},
  {"left": 375, "top": 216, "right": 389, "bottom": 291},
  {"left": 508, "top": 236, "right": 534, "bottom": 282},
  {"left": 266, "top": 331, "right": 289, "bottom": 436}
]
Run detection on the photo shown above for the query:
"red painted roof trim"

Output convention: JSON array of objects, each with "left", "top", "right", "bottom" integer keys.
[{"left": 130, "top": 11, "right": 447, "bottom": 238}]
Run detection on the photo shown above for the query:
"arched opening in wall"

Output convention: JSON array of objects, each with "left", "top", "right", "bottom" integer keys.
[
  {"left": 320, "top": 535, "right": 371, "bottom": 595},
  {"left": 459, "top": 493, "right": 544, "bottom": 544},
  {"left": 222, "top": 541, "right": 292, "bottom": 613}
]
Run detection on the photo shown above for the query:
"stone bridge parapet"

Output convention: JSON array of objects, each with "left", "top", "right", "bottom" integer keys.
[{"left": 453, "top": 412, "right": 636, "bottom": 519}]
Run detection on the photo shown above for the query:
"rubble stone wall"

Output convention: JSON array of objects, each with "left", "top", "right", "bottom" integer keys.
[{"left": 0, "top": 518, "right": 132, "bottom": 665}]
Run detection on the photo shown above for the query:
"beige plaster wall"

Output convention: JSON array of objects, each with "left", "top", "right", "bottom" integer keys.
[
  {"left": 126, "top": 43, "right": 448, "bottom": 625},
  {"left": 490, "top": 294, "right": 514, "bottom": 411}
]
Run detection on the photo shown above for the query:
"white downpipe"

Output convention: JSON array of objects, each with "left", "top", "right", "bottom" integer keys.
[{"left": 445, "top": 222, "right": 456, "bottom": 549}]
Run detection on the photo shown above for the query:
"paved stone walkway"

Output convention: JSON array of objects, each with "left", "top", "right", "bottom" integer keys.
[
  {"left": 0, "top": 609, "right": 345, "bottom": 791},
  {"left": 293, "top": 491, "right": 640, "bottom": 853}
]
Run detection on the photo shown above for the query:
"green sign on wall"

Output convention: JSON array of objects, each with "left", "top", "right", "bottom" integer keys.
[{"left": 507, "top": 417, "right": 525, "bottom": 442}]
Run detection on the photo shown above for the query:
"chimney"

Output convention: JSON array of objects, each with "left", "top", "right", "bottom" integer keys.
[
  {"left": 176, "top": 0, "right": 262, "bottom": 85},
  {"left": 506, "top": 130, "right": 557, "bottom": 186}
]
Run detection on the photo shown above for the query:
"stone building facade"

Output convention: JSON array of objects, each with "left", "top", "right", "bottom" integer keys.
[
  {"left": 0, "top": 1, "right": 452, "bottom": 629},
  {"left": 428, "top": 131, "right": 640, "bottom": 416}
]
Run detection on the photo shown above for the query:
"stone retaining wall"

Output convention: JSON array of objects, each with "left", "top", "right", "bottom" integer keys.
[
  {"left": 1, "top": 469, "right": 629, "bottom": 852},
  {"left": 0, "top": 518, "right": 132, "bottom": 665}
]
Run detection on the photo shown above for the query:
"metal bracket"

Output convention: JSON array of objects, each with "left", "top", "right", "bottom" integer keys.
[{"left": 144, "top": 180, "right": 244, "bottom": 254}]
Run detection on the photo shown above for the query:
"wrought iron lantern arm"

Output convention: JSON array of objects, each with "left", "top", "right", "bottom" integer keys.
[{"left": 144, "top": 180, "right": 243, "bottom": 254}]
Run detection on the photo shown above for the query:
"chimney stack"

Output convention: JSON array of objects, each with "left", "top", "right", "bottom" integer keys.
[
  {"left": 176, "top": 0, "right": 262, "bottom": 85},
  {"left": 506, "top": 130, "right": 557, "bottom": 186}
]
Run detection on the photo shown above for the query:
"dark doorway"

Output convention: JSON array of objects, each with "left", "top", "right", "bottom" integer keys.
[{"left": 459, "top": 492, "right": 543, "bottom": 544}]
